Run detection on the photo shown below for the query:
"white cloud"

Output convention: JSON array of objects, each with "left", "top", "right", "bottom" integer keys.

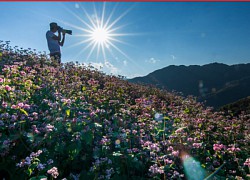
[
  {"left": 146, "top": 57, "right": 160, "bottom": 64},
  {"left": 123, "top": 60, "right": 127, "bottom": 66},
  {"left": 104, "top": 60, "right": 120, "bottom": 74},
  {"left": 88, "top": 62, "right": 104, "bottom": 70},
  {"left": 170, "top": 55, "right": 176, "bottom": 60}
]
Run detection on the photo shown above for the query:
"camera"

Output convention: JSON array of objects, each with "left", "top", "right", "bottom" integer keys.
[{"left": 57, "top": 26, "right": 72, "bottom": 35}]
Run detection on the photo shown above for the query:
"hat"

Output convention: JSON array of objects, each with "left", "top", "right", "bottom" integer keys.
[{"left": 50, "top": 22, "right": 58, "bottom": 29}]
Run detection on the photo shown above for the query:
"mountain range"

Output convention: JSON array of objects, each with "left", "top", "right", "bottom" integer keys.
[{"left": 129, "top": 62, "right": 250, "bottom": 109}]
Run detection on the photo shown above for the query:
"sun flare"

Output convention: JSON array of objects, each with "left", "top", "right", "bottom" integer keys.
[
  {"left": 91, "top": 27, "right": 110, "bottom": 44},
  {"left": 63, "top": 3, "right": 134, "bottom": 61}
]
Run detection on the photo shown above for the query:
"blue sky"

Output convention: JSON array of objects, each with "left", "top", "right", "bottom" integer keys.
[{"left": 1, "top": 2, "right": 250, "bottom": 78}]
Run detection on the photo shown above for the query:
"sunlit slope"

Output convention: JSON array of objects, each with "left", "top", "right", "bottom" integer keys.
[{"left": 0, "top": 42, "right": 249, "bottom": 179}]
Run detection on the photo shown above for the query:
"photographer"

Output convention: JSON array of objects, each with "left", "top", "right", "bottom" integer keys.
[{"left": 46, "top": 22, "right": 66, "bottom": 63}]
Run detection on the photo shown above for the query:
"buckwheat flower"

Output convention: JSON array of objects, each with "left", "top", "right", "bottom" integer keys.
[
  {"left": 0, "top": 120, "right": 4, "bottom": 126},
  {"left": 175, "top": 127, "right": 185, "bottom": 134},
  {"left": 20, "top": 71, "right": 26, "bottom": 76},
  {"left": 206, "top": 157, "right": 211, "bottom": 162},
  {"left": 172, "top": 150, "right": 179, "bottom": 157},
  {"left": 127, "top": 149, "right": 132, "bottom": 154},
  {"left": 47, "top": 159, "right": 54, "bottom": 165},
  {"left": 173, "top": 170, "right": 180, "bottom": 176},
  {"left": 132, "top": 130, "right": 137, "bottom": 135},
  {"left": 3, "top": 139, "right": 11, "bottom": 147},
  {"left": 5, "top": 85, "right": 12, "bottom": 91},
  {"left": 37, "top": 163, "right": 45, "bottom": 171},
  {"left": 167, "top": 146, "right": 173, "bottom": 152},
  {"left": 244, "top": 158, "right": 250, "bottom": 167},
  {"left": 132, "top": 148, "right": 139, "bottom": 153},
  {"left": 47, "top": 167, "right": 59, "bottom": 178},
  {"left": 227, "top": 146, "right": 241, "bottom": 153},
  {"left": 25, "top": 157, "right": 31, "bottom": 165},
  {"left": 11, "top": 104, "right": 17, "bottom": 109},
  {"left": 105, "top": 168, "right": 114, "bottom": 179},
  {"left": 17, "top": 102, "right": 24, "bottom": 108},
  {"left": 108, "top": 159, "right": 112, "bottom": 164},
  {"left": 16, "top": 160, "right": 26, "bottom": 167},
  {"left": 213, "top": 160, "right": 220, "bottom": 166},
  {"left": 165, "top": 158, "right": 173, "bottom": 164},
  {"left": 2, "top": 101, "right": 7, "bottom": 108},
  {"left": 30, "top": 150, "right": 43, "bottom": 158},
  {"left": 100, "top": 136, "right": 110, "bottom": 145},
  {"left": 150, "top": 143, "right": 160, "bottom": 152},
  {"left": 11, "top": 115, "right": 18, "bottom": 121},
  {"left": 23, "top": 104, "right": 30, "bottom": 109},
  {"left": 46, "top": 124, "right": 54, "bottom": 132},
  {"left": 193, "top": 143, "right": 202, "bottom": 149},
  {"left": 149, "top": 164, "right": 164, "bottom": 175},
  {"left": 213, "top": 144, "right": 225, "bottom": 151}
]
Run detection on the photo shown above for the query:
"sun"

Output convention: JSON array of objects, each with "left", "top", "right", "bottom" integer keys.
[
  {"left": 91, "top": 27, "right": 110, "bottom": 44},
  {"left": 63, "top": 3, "right": 134, "bottom": 61}
]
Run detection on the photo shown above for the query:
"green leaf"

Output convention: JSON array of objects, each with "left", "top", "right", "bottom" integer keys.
[
  {"left": 66, "top": 109, "right": 70, "bottom": 116},
  {"left": 20, "top": 108, "right": 28, "bottom": 116},
  {"left": 184, "top": 108, "right": 189, "bottom": 114},
  {"left": 164, "top": 116, "right": 170, "bottom": 120},
  {"left": 26, "top": 168, "right": 32, "bottom": 176},
  {"left": 19, "top": 120, "right": 26, "bottom": 124},
  {"left": 82, "top": 86, "right": 86, "bottom": 91}
]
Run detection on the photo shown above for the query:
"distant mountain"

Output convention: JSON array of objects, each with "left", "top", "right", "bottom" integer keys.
[{"left": 129, "top": 63, "right": 250, "bottom": 108}]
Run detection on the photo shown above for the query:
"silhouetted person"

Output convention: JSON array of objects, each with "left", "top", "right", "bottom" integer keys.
[{"left": 46, "top": 22, "right": 65, "bottom": 63}]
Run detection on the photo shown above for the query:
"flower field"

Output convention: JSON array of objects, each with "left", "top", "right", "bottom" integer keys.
[{"left": 0, "top": 41, "right": 249, "bottom": 180}]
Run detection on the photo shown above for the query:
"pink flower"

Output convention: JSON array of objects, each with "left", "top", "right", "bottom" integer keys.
[
  {"left": 193, "top": 143, "right": 202, "bottom": 149},
  {"left": 175, "top": 127, "right": 185, "bottom": 134},
  {"left": 11, "top": 105, "right": 18, "bottom": 109},
  {"left": 17, "top": 103, "right": 24, "bottom": 108},
  {"left": 227, "top": 146, "right": 241, "bottom": 153},
  {"left": 46, "top": 124, "right": 55, "bottom": 132},
  {"left": 213, "top": 144, "right": 225, "bottom": 151},
  {"left": 167, "top": 146, "right": 173, "bottom": 152},
  {"left": 47, "top": 167, "right": 59, "bottom": 178},
  {"left": 5, "top": 85, "right": 11, "bottom": 91},
  {"left": 20, "top": 71, "right": 26, "bottom": 76},
  {"left": 244, "top": 158, "right": 250, "bottom": 167},
  {"left": 0, "top": 78, "right": 3, "bottom": 83},
  {"left": 172, "top": 150, "right": 179, "bottom": 157},
  {"left": 149, "top": 164, "right": 164, "bottom": 175},
  {"left": 2, "top": 101, "right": 7, "bottom": 108},
  {"left": 23, "top": 104, "right": 30, "bottom": 109},
  {"left": 135, "top": 98, "right": 142, "bottom": 104},
  {"left": 165, "top": 158, "right": 173, "bottom": 164},
  {"left": 132, "top": 130, "right": 137, "bottom": 135}
]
